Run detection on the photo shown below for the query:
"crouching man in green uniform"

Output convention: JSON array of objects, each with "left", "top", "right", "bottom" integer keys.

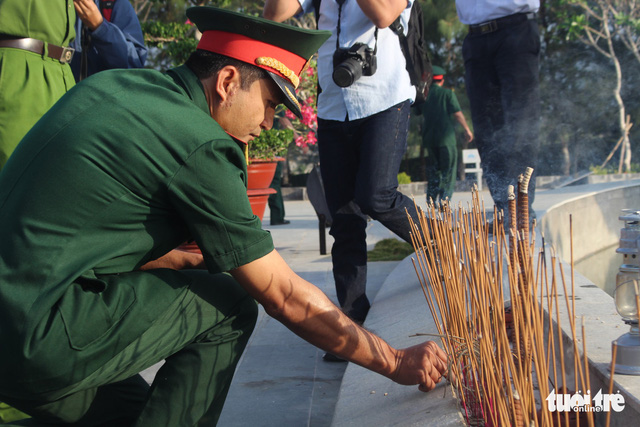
[{"left": 0, "top": 7, "right": 448, "bottom": 426}]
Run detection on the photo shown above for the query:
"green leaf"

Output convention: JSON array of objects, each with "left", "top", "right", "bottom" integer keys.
[{"left": 249, "top": 129, "right": 294, "bottom": 161}]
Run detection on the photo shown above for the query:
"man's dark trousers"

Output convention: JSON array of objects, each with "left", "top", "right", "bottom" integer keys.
[
  {"left": 268, "top": 160, "right": 286, "bottom": 224},
  {"left": 317, "top": 100, "right": 419, "bottom": 323},
  {"left": 462, "top": 17, "right": 540, "bottom": 217}
]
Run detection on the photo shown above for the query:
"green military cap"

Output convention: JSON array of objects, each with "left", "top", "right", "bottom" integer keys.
[
  {"left": 187, "top": 6, "right": 331, "bottom": 119},
  {"left": 432, "top": 65, "right": 446, "bottom": 81}
]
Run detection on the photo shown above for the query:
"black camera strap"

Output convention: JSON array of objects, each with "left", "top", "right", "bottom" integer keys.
[{"left": 335, "top": 0, "right": 378, "bottom": 54}]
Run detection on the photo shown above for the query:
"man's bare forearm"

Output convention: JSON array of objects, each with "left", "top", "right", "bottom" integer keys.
[
  {"left": 231, "top": 250, "right": 448, "bottom": 390},
  {"left": 263, "top": 0, "right": 303, "bottom": 22},
  {"left": 453, "top": 111, "right": 474, "bottom": 143}
]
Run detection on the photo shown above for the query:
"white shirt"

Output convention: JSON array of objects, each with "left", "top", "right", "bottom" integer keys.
[
  {"left": 455, "top": 0, "right": 539, "bottom": 25},
  {"left": 299, "top": 0, "right": 415, "bottom": 121}
]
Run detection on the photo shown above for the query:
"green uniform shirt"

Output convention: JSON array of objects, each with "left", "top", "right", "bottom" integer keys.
[
  {"left": 0, "top": 0, "right": 75, "bottom": 43},
  {"left": 0, "top": 65, "right": 274, "bottom": 394},
  {"left": 0, "top": 0, "right": 77, "bottom": 169},
  {"left": 417, "top": 83, "right": 461, "bottom": 148}
]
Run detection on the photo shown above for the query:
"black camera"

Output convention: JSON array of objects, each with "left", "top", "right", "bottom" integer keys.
[{"left": 332, "top": 43, "right": 377, "bottom": 88}]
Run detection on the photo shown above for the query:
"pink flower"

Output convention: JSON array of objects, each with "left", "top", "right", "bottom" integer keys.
[
  {"left": 301, "top": 105, "right": 316, "bottom": 127},
  {"left": 295, "top": 135, "right": 306, "bottom": 147},
  {"left": 305, "top": 131, "right": 317, "bottom": 146},
  {"left": 285, "top": 110, "right": 296, "bottom": 120}
]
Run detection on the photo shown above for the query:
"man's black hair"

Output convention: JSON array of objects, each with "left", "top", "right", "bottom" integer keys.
[{"left": 186, "top": 50, "right": 267, "bottom": 90}]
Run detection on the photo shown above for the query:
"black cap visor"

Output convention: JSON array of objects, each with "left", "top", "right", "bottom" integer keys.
[{"left": 266, "top": 71, "right": 302, "bottom": 120}]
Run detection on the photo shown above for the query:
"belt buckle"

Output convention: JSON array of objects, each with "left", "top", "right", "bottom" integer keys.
[
  {"left": 480, "top": 21, "right": 498, "bottom": 34},
  {"left": 59, "top": 46, "right": 75, "bottom": 63}
]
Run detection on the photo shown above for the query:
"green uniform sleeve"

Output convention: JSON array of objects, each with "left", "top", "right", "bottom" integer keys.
[{"left": 168, "top": 140, "right": 274, "bottom": 273}]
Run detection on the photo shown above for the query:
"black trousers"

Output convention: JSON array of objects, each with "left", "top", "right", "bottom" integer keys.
[
  {"left": 317, "top": 101, "right": 416, "bottom": 322},
  {"left": 463, "top": 17, "right": 541, "bottom": 217},
  {"left": 268, "top": 160, "right": 286, "bottom": 224}
]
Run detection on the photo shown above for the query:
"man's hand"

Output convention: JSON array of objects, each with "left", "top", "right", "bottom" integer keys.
[
  {"left": 139, "top": 248, "right": 206, "bottom": 271},
  {"left": 74, "top": 0, "right": 104, "bottom": 31},
  {"left": 463, "top": 128, "right": 474, "bottom": 143},
  {"left": 392, "top": 341, "right": 448, "bottom": 392}
]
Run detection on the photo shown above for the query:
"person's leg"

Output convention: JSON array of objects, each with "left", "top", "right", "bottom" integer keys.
[
  {"left": 424, "top": 143, "right": 441, "bottom": 203},
  {"left": 440, "top": 142, "right": 458, "bottom": 201},
  {"left": 2, "top": 376, "right": 151, "bottom": 426},
  {"left": 352, "top": 100, "right": 419, "bottom": 244},
  {"left": 1, "top": 270, "right": 257, "bottom": 426},
  {"left": 462, "top": 33, "right": 507, "bottom": 214},
  {"left": 135, "top": 272, "right": 257, "bottom": 426},
  {"left": 268, "top": 161, "right": 287, "bottom": 224},
  {"left": 495, "top": 19, "right": 541, "bottom": 216},
  {"left": 317, "top": 118, "right": 369, "bottom": 322}
]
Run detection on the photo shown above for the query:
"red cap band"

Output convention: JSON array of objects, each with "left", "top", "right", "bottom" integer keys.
[
  {"left": 432, "top": 75, "right": 444, "bottom": 80},
  {"left": 197, "top": 30, "right": 307, "bottom": 85}
]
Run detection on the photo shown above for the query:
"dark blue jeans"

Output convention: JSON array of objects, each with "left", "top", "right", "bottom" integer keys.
[
  {"left": 463, "top": 17, "right": 540, "bottom": 216},
  {"left": 317, "top": 100, "right": 419, "bottom": 322}
]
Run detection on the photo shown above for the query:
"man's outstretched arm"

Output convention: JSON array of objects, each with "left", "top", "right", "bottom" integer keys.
[{"left": 230, "top": 249, "right": 448, "bottom": 391}]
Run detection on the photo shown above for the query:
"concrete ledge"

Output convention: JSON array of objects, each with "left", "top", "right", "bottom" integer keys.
[{"left": 332, "top": 179, "right": 640, "bottom": 426}]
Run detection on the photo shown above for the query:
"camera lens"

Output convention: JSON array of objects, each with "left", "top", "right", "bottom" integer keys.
[{"left": 332, "top": 58, "right": 364, "bottom": 87}]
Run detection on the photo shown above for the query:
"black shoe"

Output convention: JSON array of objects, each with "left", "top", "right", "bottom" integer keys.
[
  {"left": 270, "top": 220, "right": 290, "bottom": 226},
  {"left": 322, "top": 352, "right": 347, "bottom": 362}
]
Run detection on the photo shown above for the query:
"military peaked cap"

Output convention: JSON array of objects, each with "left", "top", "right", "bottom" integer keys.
[{"left": 187, "top": 6, "right": 330, "bottom": 119}]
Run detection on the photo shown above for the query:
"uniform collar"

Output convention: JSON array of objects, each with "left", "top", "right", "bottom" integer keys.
[{"left": 166, "top": 65, "right": 211, "bottom": 117}]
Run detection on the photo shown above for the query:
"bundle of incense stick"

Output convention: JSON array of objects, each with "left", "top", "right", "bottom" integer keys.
[{"left": 408, "top": 167, "right": 597, "bottom": 427}]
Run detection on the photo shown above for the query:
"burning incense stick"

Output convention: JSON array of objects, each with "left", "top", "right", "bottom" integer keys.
[{"left": 407, "top": 168, "right": 595, "bottom": 427}]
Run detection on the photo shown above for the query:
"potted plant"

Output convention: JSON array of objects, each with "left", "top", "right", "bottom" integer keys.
[
  {"left": 246, "top": 127, "right": 294, "bottom": 220},
  {"left": 247, "top": 127, "right": 293, "bottom": 189}
]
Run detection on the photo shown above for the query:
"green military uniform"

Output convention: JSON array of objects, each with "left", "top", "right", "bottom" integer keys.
[
  {"left": 0, "top": 0, "right": 77, "bottom": 170},
  {"left": 416, "top": 82, "right": 462, "bottom": 202},
  {"left": 0, "top": 65, "right": 273, "bottom": 424}
]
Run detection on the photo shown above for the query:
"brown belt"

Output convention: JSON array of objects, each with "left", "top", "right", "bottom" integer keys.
[{"left": 0, "top": 36, "right": 75, "bottom": 63}]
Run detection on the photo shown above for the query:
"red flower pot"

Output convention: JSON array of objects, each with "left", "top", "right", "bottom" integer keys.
[
  {"left": 247, "top": 159, "right": 279, "bottom": 190},
  {"left": 248, "top": 188, "right": 277, "bottom": 220}
]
